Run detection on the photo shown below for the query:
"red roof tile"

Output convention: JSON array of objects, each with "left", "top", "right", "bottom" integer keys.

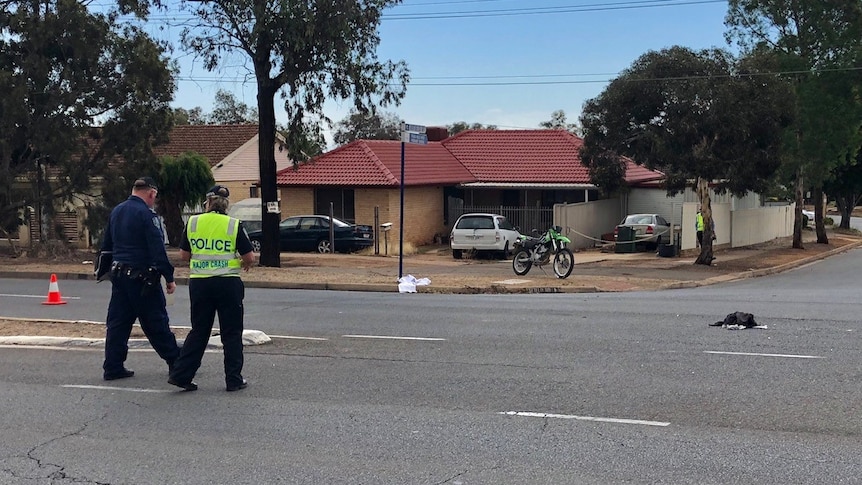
[
  {"left": 152, "top": 124, "right": 259, "bottom": 167},
  {"left": 276, "top": 139, "right": 473, "bottom": 187},
  {"left": 441, "top": 129, "right": 586, "bottom": 183},
  {"left": 275, "top": 129, "right": 663, "bottom": 187}
]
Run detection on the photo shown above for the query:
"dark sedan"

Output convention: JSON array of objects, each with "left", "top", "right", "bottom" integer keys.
[{"left": 246, "top": 215, "right": 374, "bottom": 254}]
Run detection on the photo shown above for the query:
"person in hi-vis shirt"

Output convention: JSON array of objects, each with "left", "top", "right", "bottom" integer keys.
[{"left": 169, "top": 185, "right": 254, "bottom": 392}]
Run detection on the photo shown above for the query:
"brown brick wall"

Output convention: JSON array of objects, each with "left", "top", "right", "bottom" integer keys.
[
  {"left": 401, "top": 186, "right": 446, "bottom": 245},
  {"left": 276, "top": 185, "right": 445, "bottom": 246},
  {"left": 355, "top": 189, "right": 391, "bottom": 227},
  {"left": 221, "top": 181, "right": 258, "bottom": 201},
  {"left": 279, "top": 188, "right": 315, "bottom": 219}
]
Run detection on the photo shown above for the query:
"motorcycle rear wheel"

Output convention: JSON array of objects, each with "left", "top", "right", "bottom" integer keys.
[
  {"left": 553, "top": 248, "right": 574, "bottom": 279},
  {"left": 512, "top": 249, "right": 532, "bottom": 275}
]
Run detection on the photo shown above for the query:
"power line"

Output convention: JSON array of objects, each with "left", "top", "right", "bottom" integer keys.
[
  {"left": 174, "top": 66, "right": 862, "bottom": 87},
  {"left": 113, "top": 0, "right": 726, "bottom": 22},
  {"left": 384, "top": 0, "right": 726, "bottom": 20}
]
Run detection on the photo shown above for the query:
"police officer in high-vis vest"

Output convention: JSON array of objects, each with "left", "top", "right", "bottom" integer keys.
[{"left": 168, "top": 185, "right": 255, "bottom": 392}]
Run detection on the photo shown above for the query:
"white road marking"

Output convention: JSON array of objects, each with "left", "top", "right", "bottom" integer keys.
[
  {"left": 500, "top": 411, "right": 670, "bottom": 427},
  {"left": 0, "top": 293, "right": 81, "bottom": 300},
  {"left": 268, "top": 335, "right": 328, "bottom": 341},
  {"left": 705, "top": 351, "right": 824, "bottom": 359},
  {"left": 0, "top": 345, "right": 98, "bottom": 351},
  {"left": 62, "top": 385, "right": 173, "bottom": 393},
  {"left": 342, "top": 335, "right": 446, "bottom": 341}
]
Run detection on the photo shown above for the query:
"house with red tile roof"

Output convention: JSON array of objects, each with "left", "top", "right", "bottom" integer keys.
[
  {"left": 152, "top": 124, "right": 293, "bottom": 199},
  {"left": 276, "top": 129, "right": 664, "bottom": 246}
]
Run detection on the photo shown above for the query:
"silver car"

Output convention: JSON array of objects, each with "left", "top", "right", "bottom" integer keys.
[
  {"left": 614, "top": 213, "right": 671, "bottom": 249},
  {"left": 450, "top": 213, "right": 521, "bottom": 259}
]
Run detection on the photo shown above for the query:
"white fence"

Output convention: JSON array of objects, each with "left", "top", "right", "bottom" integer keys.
[
  {"left": 554, "top": 198, "right": 622, "bottom": 249},
  {"left": 673, "top": 202, "right": 794, "bottom": 251},
  {"left": 555, "top": 198, "right": 795, "bottom": 251}
]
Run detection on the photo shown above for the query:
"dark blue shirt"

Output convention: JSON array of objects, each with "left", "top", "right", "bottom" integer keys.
[{"left": 101, "top": 195, "right": 174, "bottom": 283}]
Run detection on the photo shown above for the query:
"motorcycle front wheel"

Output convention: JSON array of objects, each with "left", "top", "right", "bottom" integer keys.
[
  {"left": 553, "top": 248, "right": 574, "bottom": 279},
  {"left": 512, "top": 249, "right": 532, "bottom": 276}
]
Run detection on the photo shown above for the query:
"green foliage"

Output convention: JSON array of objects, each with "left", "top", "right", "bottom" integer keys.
[
  {"left": 539, "top": 110, "right": 579, "bottom": 134},
  {"left": 0, "top": 0, "right": 176, "bottom": 245},
  {"left": 156, "top": 152, "right": 215, "bottom": 246},
  {"left": 579, "top": 46, "right": 793, "bottom": 197},
  {"left": 824, "top": 148, "right": 862, "bottom": 229},
  {"left": 209, "top": 89, "right": 258, "bottom": 125},
  {"left": 171, "top": 107, "right": 206, "bottom": 126},
  {"left": 725, "top": 0, "right": 862, "bottom": 244},
  {"left": 333, "top": 110, "right": 403, "bottom": 145},
  {"left": 447, "top": 122, "right": 498, "bottom": 136}
]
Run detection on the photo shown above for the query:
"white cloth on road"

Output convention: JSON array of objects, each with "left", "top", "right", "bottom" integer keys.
[{"left": 398, "top": 274, "right": 431, "bottom": 293}]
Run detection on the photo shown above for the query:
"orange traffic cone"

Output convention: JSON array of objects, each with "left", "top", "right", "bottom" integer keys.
[{"left": 42, "top": 273, "right": 67, "bottom": 305}]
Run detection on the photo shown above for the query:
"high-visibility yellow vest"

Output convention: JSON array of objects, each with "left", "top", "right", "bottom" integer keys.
[
  {"left": 186, "top": 213, "right": 241, "bottom": 278},
  {"left": 696, "top": 213, "right": 705, "bottom": 232}
]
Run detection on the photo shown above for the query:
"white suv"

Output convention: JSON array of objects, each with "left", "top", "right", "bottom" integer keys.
[{"left": 450, "top": 213, "right": 521, "bottom": 259}]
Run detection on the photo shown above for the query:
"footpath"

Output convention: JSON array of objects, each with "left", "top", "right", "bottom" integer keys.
[{"left": 1, "top": 230, "right": 860, "bottom": 344}]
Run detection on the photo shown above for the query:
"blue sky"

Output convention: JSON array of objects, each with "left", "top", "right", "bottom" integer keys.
[{"left": 158, "top": 0, "right": 732, "bottom": 145}]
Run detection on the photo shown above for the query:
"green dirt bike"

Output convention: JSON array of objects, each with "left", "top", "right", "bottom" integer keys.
[{"left": 511, "top": 226, "right": 574, "bottom": 279}]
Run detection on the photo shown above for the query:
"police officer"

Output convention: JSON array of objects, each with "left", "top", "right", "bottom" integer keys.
[
  {"left": 168, "top": 185, "right": 255, "bottom": 392},
  {"left": 101, "top": 176, "right": 180, "bottom": 380}
]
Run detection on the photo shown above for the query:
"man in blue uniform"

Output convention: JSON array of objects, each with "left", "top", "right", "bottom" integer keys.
[
  {"left": 168, "top": 185, "right": 255, "bottom": 392},
  {"left": 101, "top": 176, "right": 180, "bottom": 380}
]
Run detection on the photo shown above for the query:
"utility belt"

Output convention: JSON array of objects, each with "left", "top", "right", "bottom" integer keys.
[{"left": 111, "top": 262, "right": 161, "bottom": 293}]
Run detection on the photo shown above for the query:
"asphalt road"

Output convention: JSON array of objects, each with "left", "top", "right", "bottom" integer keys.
[{"left": 1, "top": 248, "right": 861, "bottom": 483}]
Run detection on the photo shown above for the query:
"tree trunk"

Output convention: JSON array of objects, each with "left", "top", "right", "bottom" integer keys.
[
  {"left": 158, "top": 197, "right": 184, "bottom": 247},
  {"left": 836, "top": 195, "right": 853, "bottom": 229},
  {"left": 694, "top": 177, "right": 714, "bottom": 265},
  {"left": 813, "top": 186, "right": 828, "bottom": 244},
  {"left": 256, "top": 80, "right": 281, "bottom": 268},
  {"left": 792, "top": 169, "right": 804, "bottom": 249}
]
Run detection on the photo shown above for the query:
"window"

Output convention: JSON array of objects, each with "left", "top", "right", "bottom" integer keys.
[
  {"left": 299, "top": 217, "right": 319, "bottom": 230},
  {"left": 279, "top": 217, "right": 300, "bottom": 230},
  {"left": 496, "top": 217, "right": 515, "bottom": 231},
  {"left": 315, "top": 188, "right": 355, "bottom": 223},
  {"left": 456, "top": 215, "right": 495, "bottom": 230}
]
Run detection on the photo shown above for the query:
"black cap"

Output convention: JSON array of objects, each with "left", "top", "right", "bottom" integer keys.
[
  {"left": 133, "top": 176, "right": 158, "bottom": 190},
  {"left": 206, "top": 185, "right": 230, "bottom": 198}
]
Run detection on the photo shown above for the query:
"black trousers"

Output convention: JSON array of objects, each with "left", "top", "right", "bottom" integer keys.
[
  {"left": 104, "top": 275, "right": 179, "bottom": 375},
  {"left": 170, "top": 276, "right": 245, "bottom": 387}
]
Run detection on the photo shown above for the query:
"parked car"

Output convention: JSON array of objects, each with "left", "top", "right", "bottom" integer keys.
[
  {"left": 227, "top": 197, "right": 263, "bottom": 233},
  {"left": 614, "top": 213, "right": 671, "bottom": 249},
  {"left": 246, "top": 215, "right": 373, "bottom": 254},
  {"left": 802, "top": 209, "right": 815, "bottom": 225},
  {"left": 450, "top": 213, "right": 521, "bottom": 259}
]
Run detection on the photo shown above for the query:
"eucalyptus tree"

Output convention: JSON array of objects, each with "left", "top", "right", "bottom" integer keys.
[
  {"left": 725, "top": 0, "right": 862, "bottom": 247},
  {"left": 0, "top": 0, "right": 176, "bottom": 248},
  {"left": 209, "top": 89, "right": 258, "bottom": 125},
  {"left": 159, "top": 0, "right": 409, "bottom": 267},
  {"left": 333, "top": 110, "right": 404, "bottom": 145},
  {"left": 540, "top": 110, "right": 579, "bottom": 134},
  {"left": 447, "top": 122, "right": 497, "bottom": 136},
  {"left": 580, "top": 46, "right": 793, "bottom": 265}
]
